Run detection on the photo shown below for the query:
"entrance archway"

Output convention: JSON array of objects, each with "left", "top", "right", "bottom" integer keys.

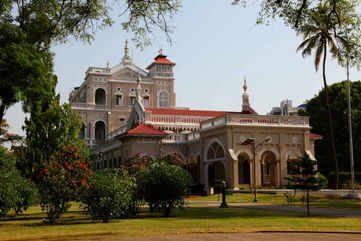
[
  {"left": 208, "top": 161, "right": 225, "bottom": 192},
  {"left": 95, "top": 121, "right": 105, "bottom": 144},
  {"left": 238, "top": 154, "right": 250, "bottom": 185},
  {"left": 261, "top": 151, "right": 277, "bottom": 186},
  {"left": 205, "top": 141, "right": 226, "bottom": 192}
]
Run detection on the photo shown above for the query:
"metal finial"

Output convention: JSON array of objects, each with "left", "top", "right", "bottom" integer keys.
[{"left": 243, "top": 76, "right": 247, "bottom": 92}]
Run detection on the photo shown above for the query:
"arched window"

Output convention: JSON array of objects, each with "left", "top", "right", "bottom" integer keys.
[
  {"left": 159, "top": 91, "right": 169, "bottom": 108},
  {"left": 116, "top": 95, "right": 122, "bottom": 105},
  {"left": 206, "top": 142, "right": 225, "bottom": 160},
  {"left": 95, "top": 121, "right": 105, "bottom": 144},
  {"left": 95, "top": 88, "right": 106, "bottom": 105}
]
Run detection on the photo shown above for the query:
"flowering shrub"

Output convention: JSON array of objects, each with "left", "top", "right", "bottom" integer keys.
[
  {"left": 37, "top": 145, "right": 92, "bottom": 224},
  {"left": 122, "top": 153, "right": 155, "bottom": 175},
  {"left": 162, "top": 153, "right": 185, "bottom": 166},
  {"left": 82, "top": 169, "right": 137, "bottom": 223}
]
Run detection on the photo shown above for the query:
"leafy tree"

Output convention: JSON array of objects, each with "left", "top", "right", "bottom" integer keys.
[
  {"left": 0, "top": 0, "right": 181, "bottom": 124},
  {"left": 36, "top": 145, "right": 93, "bottom": 224},
  {"left": 16, "top": 95, "right": 90, "bottom": 181},
  {"left": 295, "top": 1, "right": 349, "bottom": 188},
  {"left": 12, "top": 176, "right": 37, "bottom": 215},
  {"left": 303, "top": 81, "right": 361, "bottom": 186},
  {"left": 287, "top": 152, "right": 327, "bottom": 216},
  {"left": 0, "top": 119, "right": 21, "bottom": 144},
  {"left": 138, "top": 161, "right": 191, "bottom": 217},
  {"left": 82, "top": 169, "right": 137, "bottom": 223},
  {"left": 0, "top": 145, "right": 36, "bottom": 217}
]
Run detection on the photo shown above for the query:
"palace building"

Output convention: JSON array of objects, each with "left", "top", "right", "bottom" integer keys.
[{"left": 69, "top": 42, "right": 321, "bottom": 192}]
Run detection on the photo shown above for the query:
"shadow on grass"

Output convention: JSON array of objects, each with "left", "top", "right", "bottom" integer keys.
[
  {"left": 3, "top": 206, "right": 342, "bottom": 228},
  {"left": 6, "top": 232, "right": 116, "bottom": 241}
]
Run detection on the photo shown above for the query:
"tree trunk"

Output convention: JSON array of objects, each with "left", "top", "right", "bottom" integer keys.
[
  {"left": 322, "top": 42, "right": 339, "bottom": 189},
  {"left": 306, "top": 189, "right": 310, "bottom": 216},
  {"left": 0, "top": 104, "right": 5, "bottom": 129}
]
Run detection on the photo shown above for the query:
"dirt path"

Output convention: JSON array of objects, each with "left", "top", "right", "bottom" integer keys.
[
  {"left": 188, "top": 201, "right": 361, "bottom": 217},
  {"left": 94, "top": 232, "right": 361, "bottom": 241}
]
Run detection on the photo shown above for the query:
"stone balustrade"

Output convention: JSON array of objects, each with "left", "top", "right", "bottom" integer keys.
[{"left": 200, "top": 113, "right": 309, "bottom": 131}]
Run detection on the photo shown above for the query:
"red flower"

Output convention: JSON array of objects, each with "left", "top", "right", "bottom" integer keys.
[{"left": 81, "top": 178, "right": 87, "bottom": 186}]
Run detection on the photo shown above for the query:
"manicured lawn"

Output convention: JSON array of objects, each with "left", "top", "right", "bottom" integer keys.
[
  {"left": 190, "top": 193, "right": 361, "bottom": 210},
  {"left": 1, "top": 203, "right": 361, "bottom": 241}
]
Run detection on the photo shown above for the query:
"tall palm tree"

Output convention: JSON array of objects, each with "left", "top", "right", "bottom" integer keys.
[{"left": 296, "top": 3, "right": 344, "bottom": 188}]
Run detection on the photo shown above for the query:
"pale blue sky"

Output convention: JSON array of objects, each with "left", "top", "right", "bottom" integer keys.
[{"left": 6, "top": 1, "right": 360, "bottom": 136}]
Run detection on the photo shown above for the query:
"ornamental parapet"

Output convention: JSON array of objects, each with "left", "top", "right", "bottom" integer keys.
[{"left": 200, "top": 113, "right": 309, "bottom": 131}]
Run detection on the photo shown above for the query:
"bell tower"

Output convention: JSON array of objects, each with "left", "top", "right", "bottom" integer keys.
[{"left": 147, "top": 50, "right": 176, "bottom": 109}]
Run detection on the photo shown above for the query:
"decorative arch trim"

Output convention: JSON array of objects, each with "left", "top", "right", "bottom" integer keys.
[
  {"left": 258, "top": 146, "right": 280, "bottom": 161},
  {"left": 204, "top": 138, "right": 226, "bottom": 163},
  {"left": 235, "top": 148, "right": 253, "bottom": 161}
]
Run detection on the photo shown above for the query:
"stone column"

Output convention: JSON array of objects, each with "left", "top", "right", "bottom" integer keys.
[
  {"left": 256, "top": 157, "right": 262, "bottom": 186},
  {"left": 280, "top": 145, "right": 288, "bottom": 186},
  {"left": 249, "top": 161, "right": 254, "bottom": 186},
  {"left": 204, "top": 162, "right": 209, "bottom": 194},
  {"left": 277, "top": 161, "right": 281, "bottom": 187},
  {"left": 233, "top": 158, "right": 239, "bottom": 190}
]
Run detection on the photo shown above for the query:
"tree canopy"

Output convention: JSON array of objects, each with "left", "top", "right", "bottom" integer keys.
[
  {"left": 0, "top": 0, "right": 181, "bottom": 124},
  {"left": 301, "top": 80, "right": 361, "bottom": 186}
]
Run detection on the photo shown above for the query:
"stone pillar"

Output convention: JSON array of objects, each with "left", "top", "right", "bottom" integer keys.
[
  {"left": 256, "top": 157, "right": 262, "bottom": 186},
  {"left": 277, "top": 161, "right": 281, "bottom": 187},
  {"left": 249, "top": 161, "right": 254, "bottom": 186},
  {"left": 204, "top": 162, "right": 209, "bottom": 194},
  {"left": 233, "top": 158, "right": 239, "bottom": 190},
  {"left": 280, "top": 145, "right": 288, "bottom": 186}
]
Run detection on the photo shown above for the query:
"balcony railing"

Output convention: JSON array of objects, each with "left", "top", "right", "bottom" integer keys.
[
  {"left": 200, "top": 113, "right": 309, "bottom": 131},
  {"left": 145, "top": 114, "right": 209, "bottom": 126}
]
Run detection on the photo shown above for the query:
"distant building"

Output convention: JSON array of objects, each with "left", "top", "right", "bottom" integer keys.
[
  {"left": 69, "top": 42, "right": 320, "bottom": 193},
  {"left": 269, "top": 99, "right": 306, "bottom": 116}
]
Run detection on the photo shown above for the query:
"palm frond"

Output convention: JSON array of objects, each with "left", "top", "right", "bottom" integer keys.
[
  {"left": 314, "top": 43, "right": 324, "bottom": 71},
  {"left": 301, "top": 35, "right": 320, "bottom": 58},
  {"left": 297, "top": 38, "right": 312, "bottom": 52},
  {"left": 327, "top": 36, "right": 339, "bottom": 59}
]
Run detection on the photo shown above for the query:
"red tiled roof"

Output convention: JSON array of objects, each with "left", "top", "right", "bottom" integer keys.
[
  {"left": 126, "top": 123, "right": 168, "bottom": 136},
  {"left": 145, "top": 108, "right": 226, "bottom": 117},
  {"left": 310, "top": 133, "right": 322, "bottom": 140},
  {"left": 146, "top": 53, "right": 175, "bottom": 69}
]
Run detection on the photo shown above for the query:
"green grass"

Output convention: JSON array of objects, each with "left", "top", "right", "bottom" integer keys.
[
  {"left": 1, "top": 202, "right": 361, "bottom": 241},
  {"left": 190, "top": 193, "right": 361, "bottom": 210}
]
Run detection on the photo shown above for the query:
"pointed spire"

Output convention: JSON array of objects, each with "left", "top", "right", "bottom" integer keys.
[
  {"left": 242, "top": 76, "right": 250, "bottom": 113},
  {"left": 122, "top": 40, "right": 132, "bottom": 65},
  {"left": 106, "top": 60, "right": 110, "bottom": 72},
  {"left": 136, "top": 74, "right": 143, "bottom": 102},
  {"left": 243, "top": 76, "right": 247, "bottom": 92}
]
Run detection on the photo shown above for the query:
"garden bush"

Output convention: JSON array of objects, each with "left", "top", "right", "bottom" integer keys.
[
  {"left": 0, "top": 147, "right": 37, "bottom": 217},
  {"left": 82, "top": 169, "right": 137, "bottom": 223},
  {"left": 37, "top": 145, "right": 93, "bottom": 224},
  {"left": 138, "top": 161, "right": 192, "bottom": 217}
]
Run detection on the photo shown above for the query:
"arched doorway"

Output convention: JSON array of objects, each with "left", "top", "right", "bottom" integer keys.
[
  {"left": 95, "top": 121, "right": 105, "bottom": 144},
  {"left": 261, "top": 151, "right": 277, "bottom": 186},
  {"left": 238, "top": 154, "right": 250, "bottom": 185},
  {"left": 95, "top": 88, "right": 106, "bottom": 105},
  {"left": 206, "top": 141, "right": 226, "bottom": 192}
]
